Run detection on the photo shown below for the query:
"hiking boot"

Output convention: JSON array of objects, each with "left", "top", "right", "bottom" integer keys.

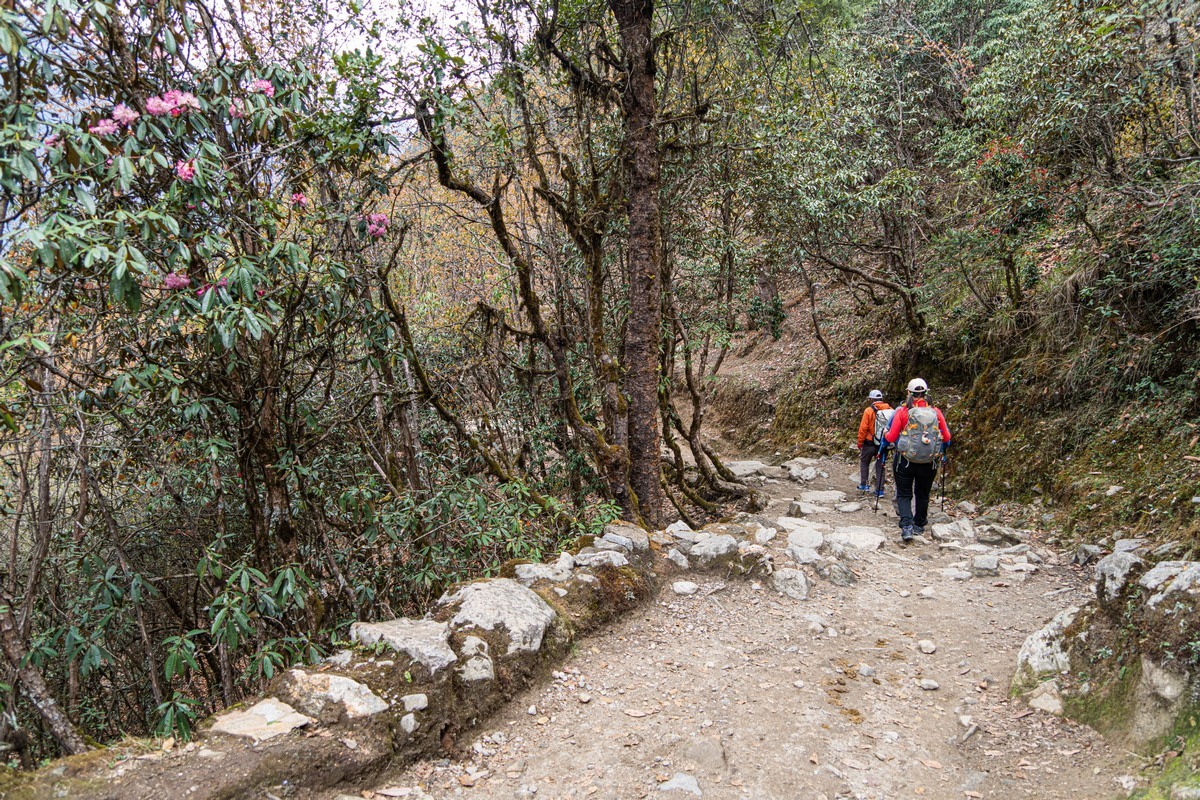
[
  {"left": 900, "top": 526, "right": 914, "bottom": 543},
  {"left": 857, "top": 484, "right": 870, "bottom": 492},
  {"left": 913, "top": 525, "right": 925, "bottom": 537},
  {"left": 875, "top": 489, "right": 886, "bottom": 498}
]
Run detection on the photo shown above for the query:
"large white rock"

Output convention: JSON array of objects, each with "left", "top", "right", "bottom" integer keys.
[
  {"left": 514, "top": 553, "right": 574, "bottom": 586},
  {"left": 786, "top": 545, "right": 823, "bottom": 566},
  {"left": 439, "top": 579, "right": 557, "bottom": 655},
  {"left": 725, "top": 460, "right": 771, "bottom": 478},
  {"left": 1139, "top": 561, "right": 1190, "bottom": 593},
  {"left": 688, "top": 534, "right": 739, "bottom": 568},
  {"left": 771, "top": 568, "right": 811, "bottom": 601},
  {"left": 788, "top": 501, "right": 828, "bottom": 517},
  {"left": 1094, "top": 552, "right": 1144, "bottom": 602},
  {"left": 350, "top": 618, "right": 457, "bottom": 675},
  {"left": 1013, "top": 606, "right": 1078, "bottom": 692},
  {"left": 278, "top": 670, "right": 389, "bottom": 719},
  {"left": 800, "top": 490, "right": 847, "bottom": 505},
  {"left": 785, "top": 526, "right": 825, "bottom": 550},
  {"left": 1147, "top": 562, "right": 1200, "bottom": 609},
  {"left": 604, "top": 524, "right": 650, "bottom": 553},
  {"left": 826, "top": 526, "right": 886, "bottom": 551},
  {"left": 574, "top": 550, "right": 630, "bottom": 568},
  {"left": 210, "top": 698, "right": 314, "bottom": 742}
]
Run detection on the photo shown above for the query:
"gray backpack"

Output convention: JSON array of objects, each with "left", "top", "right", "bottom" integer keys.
[{"left": 897, "top": 406, "right": 942, "bottom": 464}]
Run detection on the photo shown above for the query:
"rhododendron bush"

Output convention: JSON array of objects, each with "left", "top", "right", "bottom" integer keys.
[{"left": 0, "top": 0, "right": 594, "bottom": 755}]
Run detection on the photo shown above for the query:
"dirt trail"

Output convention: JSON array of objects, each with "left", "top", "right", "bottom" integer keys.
[{"left": 314, "top": 455, "right": 1133, "bottom": 800}]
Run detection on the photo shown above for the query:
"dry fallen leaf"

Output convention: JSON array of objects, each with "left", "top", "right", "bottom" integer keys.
[
  {"left": 458, "top": 775, "right": 476, "bottom": 788},
  {"left": 624, "top": 709, "right": 651, "bottom": 717},
  {"left": 920, "top": 759, "right": 943, "bottom": 770}
]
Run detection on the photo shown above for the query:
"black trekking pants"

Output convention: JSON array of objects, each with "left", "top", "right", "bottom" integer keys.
[
  {"left": 893, "top": 456, "right": 937, "bottom": 531},
  {"left": 859, "top": 443, "right": 882, "bottom": 488}
]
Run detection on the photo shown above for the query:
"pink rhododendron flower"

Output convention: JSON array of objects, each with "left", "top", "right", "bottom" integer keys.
[
  {"left": 147, "top": 90, "right": 200, "bottom": 117},
  {"left": 45, "top": 133, "right": 61, "bottom": 148},
  {"left": 174, "top": 159, "right": 196, "bottom": 181},
  {"left": 163, "top": 272, "right": 191, "bottom": 290},
  {"left": 290, "top": 192, "right": 309, "bottom": 208},
  {"left": 195, "top": 277, "right": 228, "bottom": 297},
  {"left": 228, "top": 99, "right": 246, "bottom": 119},
  {"left": 112, "top": 104, "right": 140, "bottom": 126},
  {"left": 363, "top": 212, "right": 390, "bottom": 238},
  {"left": 146, "top": 96, "right": 173, "bottom": 116},
  {"left": 249, "top": 79, "right": 275, "bottom": 97},
  {"left": 89, "top": 118, "right": 119, "bottom": 136}
]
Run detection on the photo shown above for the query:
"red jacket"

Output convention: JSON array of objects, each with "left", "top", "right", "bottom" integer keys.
[{"left": 882, "top": 399, "right": 951, "bottom": 445}]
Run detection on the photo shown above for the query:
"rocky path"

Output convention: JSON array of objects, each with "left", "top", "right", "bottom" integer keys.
[{"left": 317, "top": 456, "right": 1134, "bottom": 800}]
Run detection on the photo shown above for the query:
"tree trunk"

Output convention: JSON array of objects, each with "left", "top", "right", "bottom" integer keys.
[
  {"left": 0, "top": 590, "right": 89, "bottom": 756},
  {"left": 609, "top": 0, "right": 664, "bottom": 526}
]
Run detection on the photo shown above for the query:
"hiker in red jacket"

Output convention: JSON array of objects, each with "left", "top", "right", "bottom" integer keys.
[
  {"left": 878, "top": 378, "right": 952, "bottom": 543},
  {"left": 855, "top": 390, "right": 893, "bottom": 496}
]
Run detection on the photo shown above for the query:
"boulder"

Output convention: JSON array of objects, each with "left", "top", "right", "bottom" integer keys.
[
  {"left": 819, "top": 561, "right": 857, "bottom": 586},
  {"left": 786, "top": 545, "right": 823, "bottom": 566},
  {"left": 1133, "top": 656, "right": 1192, "bottom": 743},
  {"left": 826, "top": 526, "right": 886, "bottom": 552},
  {"left": 754, "top": 527, "right": 778, "bottom": 545},
  {"left": 1138, "top": 561, "right": 1190, "bottom": 593},
  {"left": 971, "top": 555, "right": 999, "bottom": 576},
  {"left": 575, "top": 551, "right": 630, "bottom": 569},
  {"left": 835, "top": 502, "right": 864, "bottom": 513},
  {"left": 1113, "top": 538, "right": 1148, "bottom": 554},
  {"left": 771, "top": 568, "right": 811, "bottom": 601},
  {"left": 1072, "top": 544, "right": 1104, "bottom": 566},
  {"left": 604, "top": 523, "right": 650, "bottom": 553},
  {"left": 672, "top": 581, "right": 699, "bottom": 596},
  {"left": 276, "top": 670, "right": 389, "bottom": 720},
  {"left": 666, "top": 548, "right": 689, "bottom": 569},
  {"left": 975, "top": 524, "right": 1025, "bottom": 546},
  {"left": 688, "top": 534, "right": 740, "bottom": 570},
  {"left": 1093, "top": 552, "right": 1145, "bottom": 602},
  {"left": 1146, "top": 562, "right": 1200, "bottom": 611},
  {"left": 725, "top": 460, "right": 771, "bottom": 478},
  {"left": 438, "top": 579, "right": 558, "bottom": 655},
  {"left": 350, "top": 618, "right": 458, "bottom": 676},
  {"left": 784, "top": 525, "right": 825, "bottom": 551},
  {"left": 514, "top": 553, "right": 574, "bottom": 586},
  {"left": 1012, "top": 606, "right": 1079, "bottom": 692}
]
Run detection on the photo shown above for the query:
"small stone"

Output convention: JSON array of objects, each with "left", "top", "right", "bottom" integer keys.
[
  {"left": 667, "top": 548, "right": 690, "bottom": 569},
  {"left": 771, "top": 568, "right": 811, "bottom": 601},
  {"left": 578, "top": 693, "right": 592, "bottom": 704},
  {"left": 659, "top": 773, "right": 702, "bottom": 796},
  {"left": 1106, "top": 485, "right": 1124, "bottom": 496},
  {"left": 672, "top": 581, "right": 699, "bottom": 596},
  {"left": 971, "top": 555, "right": 1000, "bottom": 577},
  {"left": 1026, "top": 680, "right": 1063, "bottom": 715},
  {"left": 1073, "top": 544, "right": 1104, "bottom": 566},
  {"left": 918, "top": 639, "right": 937, "bottom": 655},
  {"left": 835, "top": 502, "right": 863, "bottom": 513},
  {"left": 400, "top": 713, "right": 418, "bottom": 734},
  {"left": 858, "top": 664, "right": 876, "bottom": 678},
  {"left": 918, "top": 586, "right": 935, "bottom": 598},
  {"left": 401, "top": 693, "right": 428, "bottom": 712},
  {"left": 919, "top": 679, "right": 940, "bottom": 691},
  {"left": 793, "top": 680, "right": 806, "bottom": 688}
]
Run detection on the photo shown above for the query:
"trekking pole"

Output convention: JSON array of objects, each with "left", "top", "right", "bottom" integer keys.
[
  {"left": 940, "top": 452, "right": 950, "bottom": 513},
  {"left": 873, "top": 451, "right": 886, "bottom": 514}
]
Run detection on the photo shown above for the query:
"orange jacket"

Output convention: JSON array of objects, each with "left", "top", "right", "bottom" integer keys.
[{"left": 857, "top": 401, "right": 893, "bottom": 448}]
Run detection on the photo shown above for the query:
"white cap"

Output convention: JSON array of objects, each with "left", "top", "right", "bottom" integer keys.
[
  {"left": 907, "top": 378, "right": 928, "bottom": 394},
  {"left": 868, "top": 389, "right": 883, "bottom": 400}
]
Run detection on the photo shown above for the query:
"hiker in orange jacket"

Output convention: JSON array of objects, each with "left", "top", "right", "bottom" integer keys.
[{"left": 856, "top": 390, "right": 893, "bottom": 496}]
